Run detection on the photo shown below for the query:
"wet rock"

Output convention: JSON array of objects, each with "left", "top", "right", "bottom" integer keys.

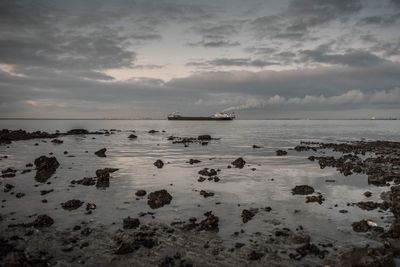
[
  {"left": 292, "top": 185, "right": 315, "bottom": 195},
  {"left": 356, "top": 201, "right": 389, "bottom": 211},
  {"left": 135, "top": 190, "right": 147, "bottom": 197},
  {"left": 34, "top": 155, "right": 60, "bottom": 183},
  {"left": 128, "top": 134, "right": 137, "bottom": 139},
  {"left": 4, "top": 184, "right": 14, "bottom": 192},
  {"left": 148, "top": 189, "right": 172, "bottom": 209},
  {"left": 252, "top": 145, "right": 262, "bottom": 149},
  {"left": 94, "top": 148, "right": 107, "bottom": 157},
  {"left": 15, "top": 193, "right": 25, "bottom": 198},
  {"left": 352, "top": 220, "right": 383, "bottom": 232},
  {"left": 33, "top": 214, "right": 54, "bottom": 228},
  {"left": 198, "top": 177, "right": 206, "bottom": 182},
  {"left": 187, "top": 159, "right": 201, "bottom": 164},
  {"left": 364, "top": 191, "right": 372, "bottom": 197},
  {"left": 61, "top": 199, "right": 84, "bottom": 211},
  {"left": 0, "top": 129, "right": 59, "bottom": 145},
  {"left": 51, "top": 138, "right": 63, "bottom": 144},
  {"left": 154, "top": 159, "right": 164, "bottom": 169},
  {"left": 276, "top": 150, "right": 288, "bottom": 156},
  {"left": 72, "top": 177, "right": 96, "bottom": 186},
  {"left": 340, "top": 247, "right": 394, "bottom": 267},
  {"left": 66, "top": 129, "right": 89, "bottom": 135},
  {"left": 95, "top": 168, "right": 118, "bottom": 188},
  {"left": 198, "top": 135, "right": 211, "bottom": 141},
  {"left": 86, "top": 203, "right": 96, "bottom": 211},
  {"left": 198, "top": 211, "right": 219, "bottom": 232},
  {"left": 306, "top": 194, "right": 325, "bottom": 204},
  {"left": 115, "top": 242, "right": 137, "bottom": 254},
  {"left": 247, "top": 251, "right": 264, "bottom": 261},
  {"left": 198, "top": 168, "right": 217, "bottom": 176},
  {"left": 40, "top": 189, "right": 54, "bottom": 195},
  {"left": 242, "top": 208, "right": 258, "bottom": 223},
  {"left": 231, "top": 157, "right": 246, "bottom": 169},
  {"left": 123, "top": 217, "right": 140, "bottom": 229},
  {"left": 199, "top": 190, "right": 214, "bottom": 198},
  {"left": 148, "top": 130, "right": 159, "bottom": 134},
  {"left": 2, "top": 167, "right": 17, "bottom": 175}
]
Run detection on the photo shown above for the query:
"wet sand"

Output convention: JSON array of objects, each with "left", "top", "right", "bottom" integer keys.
[{"left": 1, "top": 127, "right": 399, "bottom": 266}]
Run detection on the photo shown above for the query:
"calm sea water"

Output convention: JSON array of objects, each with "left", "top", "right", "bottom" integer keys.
[{"left": 1, "top": 119, "right": 399, "bottom": 248}]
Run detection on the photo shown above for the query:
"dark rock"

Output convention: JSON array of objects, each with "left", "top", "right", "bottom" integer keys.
[
  {"left": 198, "top": 177, "right": 206, "bottom": 182},
  {"left": 86, "top": 203, "right": 96, "bottom": 211},
  {"left": 154, "top": 159, "right": 164, "bottom": 169},
  {"left": 198, "top": 211, "right": 219, "bottom": 232},
  {"left": 51, "top": 139, "right": 63, "bottom": 144},
  {"left": 356, "top": 201, "right": 389, "bottom": 211},
  {"left": 73, "top": 177, "right": 96, "bottom": 186},
  {"left": 123, "top": 217, "right": 140, "bottom": 229},
  {"left": 66, "top": 129, "right": 89, "bottom": 135},
  {"left": 187, "top": 159, "right": 201, "bottom": 164},
  {"left": 242, "top": 208, "right": 258, "bottom": 223},
  {"left": 61, "top": 199, "right": 84, "bottom": 211},
  {"left": 252, "top": 145, "right": 262, "bottom": 149},
  {"left": 94, "top": 148, "right": 107, "bottom": 157},
  {"left": 248, "top": 251, "right": 264, "bottom": 261},
  {"left": 34, "top": 155, "right": 60, "bottom": 183},
  {"left": 306, "top": 194, "right": 325, "bottom": 204},
  {"left": 128, "top": 134, "right": 137, "bottom": 139},
  {"left": 276, "top": 150, "right": 288, "bottom": 156},
  {"left": 364, "top": 191, "right": 372, "bottom": 197},
  {"left": 198, "top": 168, "right": 217, "bottom": 176},
  {"left": 32, "top": 214, "right": 54, "bottom": 227},
  {"left": 115, "top": 242, "right": 137, "bottom": 254},
  {"left": 198, "top": 135, "right": 212, "bottom": 141},
  {"left": 135, "top": 190, "right": 147, "bottom": 197},
  {"left": 231, "top": 157, "right": 246, "bottom": 169},
  {"left": 292, "top": 185, "right": 315, "bottom": 195},
  {"left": 95, "top": 168, "right": 118, "bottom": 188},
  {"left": 4, "top": 184, "right": 14, "bottom": 192},
  {"left": 148, "top": 189, "right": 172, "bottom": 209},
  {"left": 40, "top": 189, "right": 54, "bottom": 195},
  {"left": 200, "top": 190, "right": 214, "bottom": 198},
  {"left": 352, "top": 220, "right": 383, "bottom": 232},
  {"left": 148, "top": 130, "right": 159, "bottom": 134},
  {"left": 15, "top": 193, "right": 25, "bottom": 198}
]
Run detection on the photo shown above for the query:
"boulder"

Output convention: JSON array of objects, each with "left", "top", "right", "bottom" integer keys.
[
  {"left": 231, "top": 157, "right": 246, "bottom": 168},
  {"left": 34, "top": 156, "right": 60, "bottom": 183},
  {"left": 94, "top": 148, "right": 107, "bottom": 157},
  {"left": 147, "top": 189, "right": 172, "bottom": 209},
  {"left": 154, "top": 159, "right": 164, "bottom": 169},
  {"left": 292, "top": 185, "right": 315, "bottom": 195}
]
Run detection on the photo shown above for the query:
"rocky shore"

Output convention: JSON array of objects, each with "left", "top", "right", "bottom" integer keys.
[{"left": 0, "top": 128, "right": 399, "bottom": 266}]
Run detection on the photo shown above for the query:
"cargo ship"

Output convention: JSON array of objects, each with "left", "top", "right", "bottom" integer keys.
[{"left": 167, "top": 111, "right": 235, "bottom": 121}]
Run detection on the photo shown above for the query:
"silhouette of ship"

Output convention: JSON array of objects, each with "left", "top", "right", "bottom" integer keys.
[{"left": 167, "top": 111, "right": 235, "bottom": 121}]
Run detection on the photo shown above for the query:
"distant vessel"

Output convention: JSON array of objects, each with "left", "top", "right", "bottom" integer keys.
[{"left": 167, "top": 111, "right": 235, "bottom": 121}]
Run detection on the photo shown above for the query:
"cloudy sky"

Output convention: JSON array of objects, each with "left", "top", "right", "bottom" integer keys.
[{"left": 1, "top": 0, "right": 400, "bottom": 119}]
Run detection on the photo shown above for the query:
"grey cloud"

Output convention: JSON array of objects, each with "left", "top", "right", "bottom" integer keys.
[
  {"left": 186, "top": 58, "right": 278, "bottom": 68},
  {"left": 299, "top": 44, "right": 387, "bottom": 67},
  {"left": 188, "top": 40, "right": 240, "bottom": 48}
]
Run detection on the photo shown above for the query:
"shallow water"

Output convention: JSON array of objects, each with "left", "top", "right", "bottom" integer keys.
[{"left": 1, "top": 119, "right": 399, "bottom": 249}]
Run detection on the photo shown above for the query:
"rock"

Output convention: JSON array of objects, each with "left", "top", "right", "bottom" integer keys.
[
  {"left": 73, "top": 177, "right": 96, "bottom": 186},
  {"left": 34, "top": 156, "right": 60, "bottom": 183},
  {"left": 248, "top": 251, "right": 264, "bottom": 261},
  {"left": 198, "top": 135, "right": 212, "bottom": 141},
  {"left": 15, "top": 193, "right": 25, "bottom": 198},
  {"left": 51, "top": 139, "right": 63, "bottom": 144},
  {"left": 128, "top": 134, "right": 137, "bottom": 139},
  {"left": 66, "top": 129, "right": 89, "bottom": 135},
  {"left": 86, "top": 203, "right": 96, "bottom": 211},
  {"left": 252, "top": 145, "right": 262, "bottom": 149},
  {"left": 33, "top": 214, "right": 54, "bottom": 227},
  {"left": 276, "top": 150, "right": 288, "bottom": 156},
  {"left": 200, "top": 190, "right": 214, "bottom": 198},
  {"left": 356, "top": 201, "right": 389, "bottom": 211},
  {"left": 231, "top": 157, "right": 246, "bottom": 168},
  {"left": 198, "top": 211, "right": 219, "bottom": 232},
  {"left": 364, "top": 191, "right": 372, "bottom": 197},
  {"left": 154, "top": 159, "right": 164, "bottom": 169},
  {"left": 61, "top": 199, "right": 84, "bottom": 211},
  {"left": 352, "top": 220, "right": 383, "bottom": 232},
  {"left": 95, "top": 168, "right": 118, "bottom": 188},
  {"left": 198, "top": 177, "right": 206, "bottom": 182},
  {"left": 340, "top": 247, "right": 394, "bottom": 267},
  {"left": 115, "top": 242, "right": 137, "bottom": 254},
  {"left": 135, "top": 190, "right": 147, "bottom": 197},
  {"left": 123, "top": 217, "right": 140, "bottom": 229},
  {"left": 306, "top": 194, "right": 325, "bottom": 204},
  {"left": 187, "top": 159, "right": 201, "bottom": 164},
  {"left": 242, "top": 208, "right": 258, "bottom": 223},
  {"left": 4, "top": 184, "right": 14, "bottom": 192},
  {"left": 40, "top": 189, "right": 54, "bottom": 195},
  {"left": 292, "top": 185, "right": 315, "bottom": 195},
  {"left": 148, "top": 189, "right": 172, "bottom": 209},
  {"left": 94, "top": 148, "right": 107, "bottom": 157},
  {"left": 148, "top": 130, "right": 159, "bottom": 134},
  {"left": 198, "top": 168, "right": 217, "bottom": 176}
]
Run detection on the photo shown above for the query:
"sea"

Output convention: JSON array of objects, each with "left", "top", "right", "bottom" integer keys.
[{"left": 1, "top": 119, "right": 399, "bottom": 249}]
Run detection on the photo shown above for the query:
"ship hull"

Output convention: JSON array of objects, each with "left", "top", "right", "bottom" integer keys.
[{"left": 168, "top": 116, "right": 234, "bottom": 121}]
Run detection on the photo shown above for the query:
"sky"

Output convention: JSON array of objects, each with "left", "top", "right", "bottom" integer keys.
[{"left": 0, "top": 0, "right": 400, "bottom": 119}]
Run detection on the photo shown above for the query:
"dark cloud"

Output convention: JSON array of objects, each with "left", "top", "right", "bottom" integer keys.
[
  {"left": 186, "top": 58, "right": 278, "bottom": 68},
  {"left": 251, "top": 0, "right": 362, "bottom": 40},
  {"left": 299, "top": 44, "right": 387, "bottom": 67}
]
